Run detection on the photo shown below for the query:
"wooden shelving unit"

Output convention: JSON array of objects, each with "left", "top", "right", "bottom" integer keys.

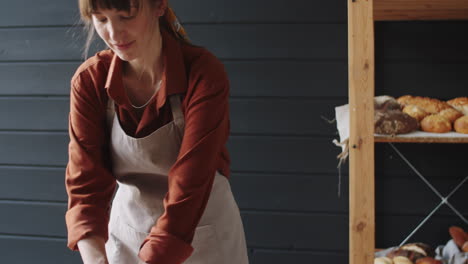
[{"left": 347, "top": 0, "right": 468, "bottom": 263}]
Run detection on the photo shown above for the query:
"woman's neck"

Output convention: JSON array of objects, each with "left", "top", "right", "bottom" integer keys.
[{"left": 124, "top": 29, "right": 164, "bottom": 86}]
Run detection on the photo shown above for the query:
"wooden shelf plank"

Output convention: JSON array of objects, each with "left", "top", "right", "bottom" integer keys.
[
  {"left": 374, "top": 0, "right": 468, "bottom": 21},
  {"left": 375, "top": 132, "right": 468, "bottom": 143}
]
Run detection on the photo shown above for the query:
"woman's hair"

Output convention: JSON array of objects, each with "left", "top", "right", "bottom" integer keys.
[{"left": 78, "top": 0, "right": 190, "bottom": 59}]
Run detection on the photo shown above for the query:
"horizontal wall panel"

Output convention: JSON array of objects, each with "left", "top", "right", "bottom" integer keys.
[
  {"left": 0, "top": 132, "right": 69, "bottom": 166},
  {"left": 0, "top": 27, "right": 101, "bottom": 61},
  {"left": 0, "top": 98, "right": 69, "bottom": 130},
  {"left": 0, "top": 97, "right": 344, "bottom": 136},
  {"left": 0, "top": 167, "right": 66, "bottom": 201},
  {"left": 227, "top": 61, "right": 348, "bottom": 97},
  {"left": 250, "top": 249, "right": 347, "bottom": 264},
  {"left": 0, "top": 0, "right": 79, "bottom": 27},
  {"left": 0, "top": 0, "right": 346, "bottom": 27},
  {"left": 0, "top": 61, "right": 348, "bottom": 97},
  {"left": 0, "top": 202, "right": 67, "bottom": 237},
  {"left": 230, "top": 98, "right": 345, "bottom": 136},
  {"left": 0, "top": 25, "right": 347, "bottom": 61},
  {"left": 0, "top": 236, "right": 81, "bottom": 264},
  {"left": 376, "top": 21, "right": 468, "bottom": 62},
  {"left": 0, "top": 63, "right": 76, "bottom": 95}
]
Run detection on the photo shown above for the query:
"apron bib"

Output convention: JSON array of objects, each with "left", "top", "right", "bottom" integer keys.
[{"left": 104, "top": 94, "right": 249, "bottom": 264}]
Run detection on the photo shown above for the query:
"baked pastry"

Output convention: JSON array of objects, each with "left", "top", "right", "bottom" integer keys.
[
  {"left": 438, "top": 108, "right": 463, "bottom": 123},
  {"left": 447, "top": 97, "right": 468, "bottom": 115},
  {"left": 375, "top": 110, "right": 419, "bottom": 135},
  {"left": 387, "top": 248, "right": 424, "bottom": 262},
  {"left": 454, "top": 116, "right": 468, "bottom": 134},
  {"left": 415, "top": 257, "right": 442, "bottom": 264},
  {"left": 374, "top": 257, "right": 393, "bottom": 264},
  {"left": 400, "top": 243, "right": 435, "bottom": 258},
  {"left": 403, "top": 105, "right": 429, "bottom": 122},
  {"left": 375, "top": 95, "right": 402, "bottom": 111},
  {"left": 420, "top": 115, "right": 451, "bottom": 133},
  {"left": 397, "top": 95, "right": 451, "bottom": 114},
  {"left": 393, "top": 256, "right": 413, "bottom": 264}
]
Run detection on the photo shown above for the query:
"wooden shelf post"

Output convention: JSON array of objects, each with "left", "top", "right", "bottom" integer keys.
[{"left": 348, "top": 0, "right": 376, "bottom": 263}]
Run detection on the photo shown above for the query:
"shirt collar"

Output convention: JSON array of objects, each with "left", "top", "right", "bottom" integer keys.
[{"left": 105, "top": 28, "right": 188, "bottom": 109}]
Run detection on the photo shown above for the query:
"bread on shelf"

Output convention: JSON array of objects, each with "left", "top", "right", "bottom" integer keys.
[
  {"left": 447, "top": 97, "right": 468, "bottom": 115},
  {"left": 420, "top": 115, "right": 452, "bottom": 133},
  {"left": 454, "top": 116, "right": 468, "bottom": 134},
  {"left": 397, "top": 95, "right": 451, "bottom": 114}
]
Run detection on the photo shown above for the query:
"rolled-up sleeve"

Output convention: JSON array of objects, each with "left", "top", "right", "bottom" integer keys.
[
  {"left": 65, "top": 73, "right": 117, "bottom": 251},
  {"left": 138, "top": 59, "right": 230, "bottom": 263}
]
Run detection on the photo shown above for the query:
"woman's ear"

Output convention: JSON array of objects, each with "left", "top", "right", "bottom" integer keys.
[{"left": 154, "top": 0, "right": 168, "bottom": 17}]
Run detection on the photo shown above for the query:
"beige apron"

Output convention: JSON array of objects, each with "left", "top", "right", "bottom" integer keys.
[{"left": 104, "top": 94, "right": 249, "bottom": 264}]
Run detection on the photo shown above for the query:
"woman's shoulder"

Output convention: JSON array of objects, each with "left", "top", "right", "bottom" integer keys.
[
  {"left": 71, "top": 49, "right": 114, "bottom": 90},
  {"left": 181, "top": 45, "right": 228, "bottom": 85}
]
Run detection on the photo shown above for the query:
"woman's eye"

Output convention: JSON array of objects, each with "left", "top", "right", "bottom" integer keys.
[
  {"left": 99, "top": 18, "right": 107, "bottom": 22},
  {"left": 121, "top": 15, "right": 135, "bottom": 20}
]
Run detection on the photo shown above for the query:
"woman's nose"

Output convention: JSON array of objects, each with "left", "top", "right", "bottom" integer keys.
[{"left": 108, "top": 21, "right": 125, "bottom": 42}]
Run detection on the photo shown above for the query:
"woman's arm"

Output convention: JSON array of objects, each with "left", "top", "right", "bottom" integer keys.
[
  {"left": 138, "top": 53, "right": 231, "bottom": 264},
  {"left": 65, "top": 72, "right": 117, "bottom": 256},
  {"left": 77, "top": 235, "right": 108, "bottom": 264}
]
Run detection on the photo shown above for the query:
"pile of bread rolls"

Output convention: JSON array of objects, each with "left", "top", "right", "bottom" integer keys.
[
  {"left": 374, "top": 226, "right": 468, "bottom": 264},
  {"left": 398, "top": 96, "right": 468, "bottom": 134}
]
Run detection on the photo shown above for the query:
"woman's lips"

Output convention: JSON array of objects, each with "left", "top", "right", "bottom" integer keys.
[{"left": 114, "top": 41, "right": 134, "bottom": 50}]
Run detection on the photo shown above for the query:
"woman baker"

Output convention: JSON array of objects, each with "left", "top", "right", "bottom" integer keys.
[{"left": 64, "top": 0, "right": 249, "bottom": 263}]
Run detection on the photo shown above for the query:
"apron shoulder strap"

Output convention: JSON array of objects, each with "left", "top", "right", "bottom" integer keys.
[
  {"left": 169, "top": 94, "right": 185, "bottom": 136},
  {"left": 106, "top": 96, "right": 116, "bottom": 130}
]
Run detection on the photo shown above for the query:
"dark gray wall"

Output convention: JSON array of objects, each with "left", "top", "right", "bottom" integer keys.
[{"left": 0, "top": 0, "right": 467, "bottom": 263}]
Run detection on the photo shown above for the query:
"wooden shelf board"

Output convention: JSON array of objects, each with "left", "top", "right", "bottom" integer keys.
[
  {"left": 375, "top": 134, "right": 468, "bottom": 143},
  {"left": 374, "top": 0, "right": 468, "bottom": 21}
]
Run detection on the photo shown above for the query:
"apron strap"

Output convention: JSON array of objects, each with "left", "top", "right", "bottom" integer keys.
[
  {"left": 169, "top": 94, "right": 185, "bottom": 136},
  {"left": 106, "top": 96, "right": 116, "bottom": 131}
]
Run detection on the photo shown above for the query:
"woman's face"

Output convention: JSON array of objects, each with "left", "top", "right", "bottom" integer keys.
[{"left": 91, "top": 4, "right": 159, "bottom": 61}]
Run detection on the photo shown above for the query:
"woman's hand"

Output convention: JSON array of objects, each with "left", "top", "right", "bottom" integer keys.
[{"left": 77, "top": 235, "right": 109, "bottom": 264}]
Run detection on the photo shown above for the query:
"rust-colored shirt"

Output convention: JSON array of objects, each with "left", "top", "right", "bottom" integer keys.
[{"left": 65, "top": 28, "right": 231, "bottom": 264}]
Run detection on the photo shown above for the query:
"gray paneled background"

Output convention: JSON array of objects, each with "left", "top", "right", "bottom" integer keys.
[{"left": 1, "top": 0, "right": 467, "bottom": 263}]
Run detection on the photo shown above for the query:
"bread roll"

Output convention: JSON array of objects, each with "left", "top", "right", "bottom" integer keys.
[
  {"left": 420, "top": 115, "right": 451, "bottom": 133},
  {"left": 438, "top": 108, "right": 463, "bottom": 123},
  {"left": 375, "top": 95, "right": 401, "bottom": 111},
  {"left": 393, "top": 256, "right": 413, "bottom": 264},
  {"left": 402, "top": 105, "right": 429, "bottom": 122},
  {"left": 375, "top": 110, "right": 419, "bottom": 135},
  {"left": 415, "top": 257, "right": 442, "bottom": 264},
  {"left": 397, "top": 95, "right": 451, "bottom": 114},
  {"left": 400, "top": 243, "right": 435, "bottom": 258},
  {"left": 449, "top": 226, "right": 468, "bottom": 249},
  {"left": 454, "top": 116, "right": 468, "bottom": 134},
  {"left": 375, "top": 257, "right": 393, "bottom": 264},
  {"left": 447, "top": 97, "right": 468, "bottom": 115}
]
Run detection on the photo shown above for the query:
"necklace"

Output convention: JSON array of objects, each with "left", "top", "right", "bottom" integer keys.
[{"left": 129, "top": 79, "right": 163, "bottom": 109}]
